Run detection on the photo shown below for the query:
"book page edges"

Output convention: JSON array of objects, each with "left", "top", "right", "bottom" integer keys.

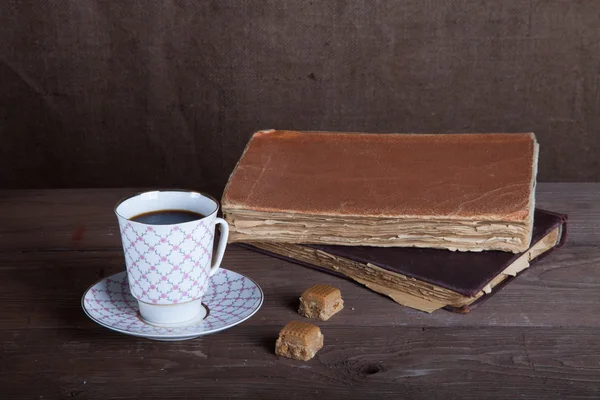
[{"left": 247, "top": 225, "right": 561, "bottom": 313}]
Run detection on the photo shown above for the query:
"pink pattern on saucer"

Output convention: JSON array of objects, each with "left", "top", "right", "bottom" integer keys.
[{"left": 82, "top": 269, "right": 263, "bottom": 338}]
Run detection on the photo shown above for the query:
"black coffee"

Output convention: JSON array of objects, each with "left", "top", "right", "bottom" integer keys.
[{"left": 131, "top": 210, "right": 205, "bottom": 225}]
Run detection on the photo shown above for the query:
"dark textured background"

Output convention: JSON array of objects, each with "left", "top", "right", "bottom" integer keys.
[{"left": 1, "top": 0, "right": 599, "bottom": 195}]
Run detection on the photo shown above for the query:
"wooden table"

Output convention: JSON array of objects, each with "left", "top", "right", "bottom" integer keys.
[{"left": 1, "top": 184, "right": 599, "bottom": 399}]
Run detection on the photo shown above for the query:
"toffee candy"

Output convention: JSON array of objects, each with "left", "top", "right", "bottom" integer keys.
[
  {"left": 275, "top": 321, "right": 324, "bottom": 361},
  {"left": 298, "top": 284, "right": 344, "bottom": 321}
]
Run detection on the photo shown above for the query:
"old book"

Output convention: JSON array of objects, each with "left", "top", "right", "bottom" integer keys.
[
  {"left": 223, "top": 130, "right": 538, "bottom": 253},
  {"left": 243, "top": 209, "right": 567, "bottom": 313}
]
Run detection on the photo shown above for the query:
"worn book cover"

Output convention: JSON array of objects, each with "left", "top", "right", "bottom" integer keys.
[
  {"left": 242, "top": 209, "right": 567, "bottom": 313},
  {"left": 223, "top": 130, "right": 539, "bottom": 252}
]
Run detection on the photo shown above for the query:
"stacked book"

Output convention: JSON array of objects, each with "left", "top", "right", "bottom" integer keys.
[{"left": 222, "top": 130, "right": 567, "bottom": 313}]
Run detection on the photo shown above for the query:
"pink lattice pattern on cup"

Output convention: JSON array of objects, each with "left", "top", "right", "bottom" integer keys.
[
  {"left": 83, "top": 270, "right": 262, "bottom": 336},
  {"left": 118, "top": 215, "right": 215, "bottom": 304}
]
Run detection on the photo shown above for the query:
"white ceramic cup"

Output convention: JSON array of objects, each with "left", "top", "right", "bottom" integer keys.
[{"left": 115, "top": 190, "right": 229, "bottom": 325}]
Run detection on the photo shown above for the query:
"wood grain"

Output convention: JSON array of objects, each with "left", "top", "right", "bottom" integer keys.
[
  {"left": 1, "top": 327, "right": 599, "bottom": 399},
  {"left": 0, "top": 186, "right": 598, "bottom": 399}
]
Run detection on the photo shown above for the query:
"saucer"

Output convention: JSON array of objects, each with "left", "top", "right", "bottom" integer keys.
[{"left": 82, "top": 268, "right": 263, "bottom": 340}]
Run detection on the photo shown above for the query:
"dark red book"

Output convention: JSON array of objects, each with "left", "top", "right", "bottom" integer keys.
[{"left": 242, "top": 209, "right": 567, "bottom": 313}]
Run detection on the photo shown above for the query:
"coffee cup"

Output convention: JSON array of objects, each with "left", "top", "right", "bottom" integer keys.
[{"left": 115, "top": 190, "right": 229, "bottom": 325}]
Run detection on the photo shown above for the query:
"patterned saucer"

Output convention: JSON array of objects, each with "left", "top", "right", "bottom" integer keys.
[{"left": 82, "top": 269, "right": 263, "bottom": 340}]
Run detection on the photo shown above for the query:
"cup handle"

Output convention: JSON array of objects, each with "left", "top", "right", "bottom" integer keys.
[{"left": 210, "top": 217, "right": 229, "bottom": 277}]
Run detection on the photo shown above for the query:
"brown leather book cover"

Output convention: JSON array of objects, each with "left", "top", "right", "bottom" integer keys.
[
  {"left": 241, "top": 209, "right": 567, "bottom": 313},
  {"left": 223, "top": 130, "right": 539, "bottom": 252}
]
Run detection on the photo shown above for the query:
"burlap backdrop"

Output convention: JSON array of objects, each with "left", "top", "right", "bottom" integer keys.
[{"left": 1, "top": 1, "right": 599, "bottom": 194}]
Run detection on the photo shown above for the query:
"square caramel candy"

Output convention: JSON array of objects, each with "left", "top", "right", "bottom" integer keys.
[
  {"left": 275, "top": 321, "right": 324, "bottom": 361},
  {"left": 298, "top": 284, "right": 344, "bottom": 321}
]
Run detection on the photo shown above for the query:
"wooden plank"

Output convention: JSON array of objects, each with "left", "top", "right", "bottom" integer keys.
[
  {"left": 0, "top": 183, "right": 598, "bottom": 252},
  {"left": 0, "top": 243, "right": 596, "bottom": 330},
  {"left": 0, "top": 188, "right": 129, "bottom": 251},
  {"left": 535, "top": 183, "right": 600, "bottom": 245},
  {"left": 1, "top": 326, "right": 599, "bottom": 399},
  {"left": 0, "top": 186, "right": 597, "bottom": 398}
]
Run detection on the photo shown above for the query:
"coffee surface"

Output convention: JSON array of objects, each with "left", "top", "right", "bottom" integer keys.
[{"left": 131, "top": 210, "right": 205, "bottom": 225}]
